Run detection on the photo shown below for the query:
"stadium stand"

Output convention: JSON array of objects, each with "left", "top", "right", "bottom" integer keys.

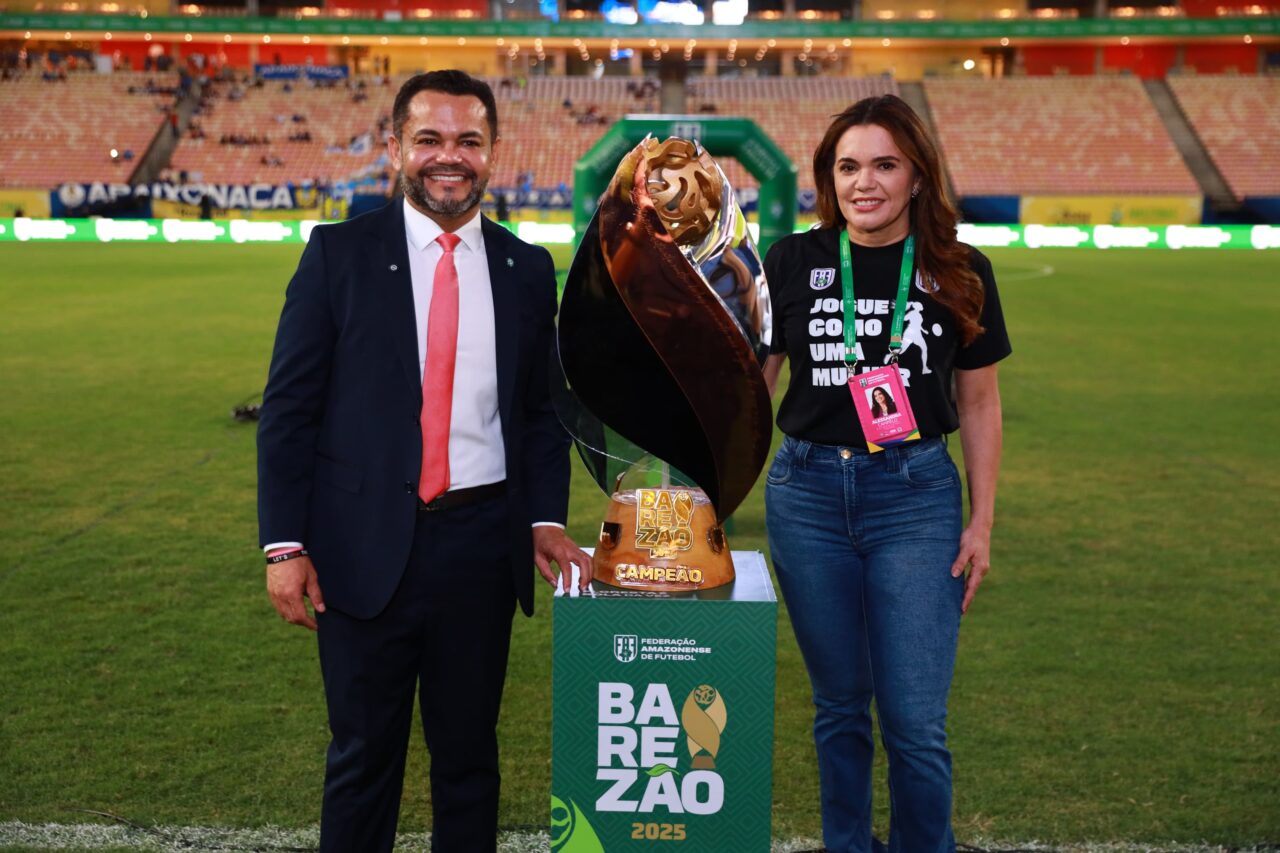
[
  {"left": 923, "top": 77, "right": 1200, "bottom": 196},
  {"left": 165, "top": 75, "right": 895, "bottom": 194},
  {"left": 488, "top": 76, "right": 659, "bottom": 190},
  {"left": 165, "top": 75, "right": 658, "bottom": 191},
  {"left": 168, "top": 76, "right": 396, "bottom": 186},
  {"left": 1166, "top": 74, "right": 1280, "bottom": 201},
  {"left": 0, "top": 71, "right": 175, "bottom": 188},
  {"left": 684, "top": 76, "right": 900, "bottom": 192}
]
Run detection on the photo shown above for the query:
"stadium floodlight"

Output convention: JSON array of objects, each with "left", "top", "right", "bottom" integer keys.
[
  {"left": 639, "top": 0, "right": 704, "bottom": 25},
  {"left": 711, "top": 0, "right": 746, "bottom": 25}
]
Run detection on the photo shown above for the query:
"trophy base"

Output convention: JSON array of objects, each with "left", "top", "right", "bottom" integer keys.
[{"left": 593, "top": 487, "right": 735, "bottom": 593}]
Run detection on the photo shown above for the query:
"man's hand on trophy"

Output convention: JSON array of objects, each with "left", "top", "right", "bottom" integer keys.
[{"left": 533, "top": 526, "right": 594, "bottom": 593}]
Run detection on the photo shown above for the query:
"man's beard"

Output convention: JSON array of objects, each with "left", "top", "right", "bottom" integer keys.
[{"left": 401, "top": 168, "right": 485, "bottom": 218}]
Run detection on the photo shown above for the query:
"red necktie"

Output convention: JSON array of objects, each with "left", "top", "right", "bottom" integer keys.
[{"left": 418, "top": 231, "right": 461, "bottom": 504}]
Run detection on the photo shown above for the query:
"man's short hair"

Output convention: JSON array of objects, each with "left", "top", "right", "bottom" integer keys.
[{"left": 392, "top": 70, "right": 499, "bottom": 143}]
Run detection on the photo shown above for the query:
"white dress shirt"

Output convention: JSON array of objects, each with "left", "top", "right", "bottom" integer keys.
[{"left": 402, "top": 199, "right": 507, "bottom": 491}]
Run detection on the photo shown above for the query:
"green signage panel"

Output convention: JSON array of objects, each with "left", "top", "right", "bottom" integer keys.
[
  {"left": 552, "top": 552, "right": 777, "bottom": 852},
  {"left": 3, "top": 219, "right": 1280, "bottom": 249},
  {"left": 2, "top": 12, "right": 1276, "bottom": 40}
]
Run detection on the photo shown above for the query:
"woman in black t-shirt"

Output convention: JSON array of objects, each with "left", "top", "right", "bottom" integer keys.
[{"left": 762, "top": 95, "right": 1011, "bottom": 853}]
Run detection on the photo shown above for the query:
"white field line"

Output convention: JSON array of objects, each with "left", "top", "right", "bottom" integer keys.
[
  {"left": 996, "top": 262, "right": 1056, "bottom": 282},
  {"left": 0, "top": 823, "right": 1272, "bottom": 853}
]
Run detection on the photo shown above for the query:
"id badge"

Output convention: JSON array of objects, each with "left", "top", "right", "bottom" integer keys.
[{"left": 847, "top": 364, "right": 921, "bottom": 453}]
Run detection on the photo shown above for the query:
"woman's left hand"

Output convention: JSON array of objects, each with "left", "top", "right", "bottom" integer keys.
[
  {"left": 953, "top": 364, "right": 1002, "bottom": 616},
  {"left": 950, "top": 523, "right": 991, "bottom": 614}
]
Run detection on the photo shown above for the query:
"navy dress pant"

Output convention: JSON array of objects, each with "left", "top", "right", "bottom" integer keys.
[{"left": 315, "top": 495, "right": 515, "bottom": 853}]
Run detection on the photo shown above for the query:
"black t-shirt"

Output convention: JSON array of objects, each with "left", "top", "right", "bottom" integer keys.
[{"left": 765, "top": 227, "right": 1011, "bottom": 446}]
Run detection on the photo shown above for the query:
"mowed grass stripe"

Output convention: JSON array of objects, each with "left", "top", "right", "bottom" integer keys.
[
  {"left": 1, "top": 821, "right": 1276, "bottom": 853},
  {"left": 0, "top": 243, "right": 1276, "bottom": 844}
]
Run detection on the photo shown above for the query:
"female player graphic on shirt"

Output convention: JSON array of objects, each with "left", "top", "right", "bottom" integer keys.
[{"left": 885, "top": 302, "right": 934, "bottom": 375}]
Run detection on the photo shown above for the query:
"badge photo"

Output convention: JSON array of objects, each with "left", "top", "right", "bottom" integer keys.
[{"left": 847, "top": 364, "right": 921, "bottom": 452}]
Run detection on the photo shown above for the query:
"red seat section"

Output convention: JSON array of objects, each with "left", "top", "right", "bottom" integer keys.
[
  {"left": 0, "top": 71, "right": 173, "bottom": 188},
  {"left": 487, "top": 76, "right": 659, "bottom": 191},
  {"left": 1167, "top": 74, "right": 1280, "bottom": 201},
  {"left": 924, "top": 77, "right": 1199, "bottom": 196},
  {"left": 683, "top": 76, "right": 901, "bottom": 193},
  {"left": 169, "top": 77, "right": 396, "bottom": 186}
]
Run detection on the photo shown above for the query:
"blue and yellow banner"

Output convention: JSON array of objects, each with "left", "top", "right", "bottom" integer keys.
[{"left": 1020, "top": 195, "right": 1203, "bottom": 227}]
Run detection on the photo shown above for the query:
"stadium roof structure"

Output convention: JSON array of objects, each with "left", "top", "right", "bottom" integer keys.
[{"left": 2, "top": 12, "right": 1277, "bottom": 45}]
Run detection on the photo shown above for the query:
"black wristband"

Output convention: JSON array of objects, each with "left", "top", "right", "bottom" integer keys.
[{"left": 266, "top": 548, "right": 309, "bottom": 565}]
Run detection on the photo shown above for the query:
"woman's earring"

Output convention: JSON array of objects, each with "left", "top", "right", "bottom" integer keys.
[{"left": 911, "top": 185, "right": 920, "bottom": 198}]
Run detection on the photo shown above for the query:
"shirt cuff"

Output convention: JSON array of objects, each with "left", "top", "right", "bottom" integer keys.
[
  {"left": 531, "top": 522, "right": 565, "bottom": 529},
  {"left": 263, "top": 541, "right": 304, "bottom": 554}
]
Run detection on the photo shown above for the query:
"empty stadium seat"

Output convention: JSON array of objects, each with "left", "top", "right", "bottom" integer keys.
[
  {"left": 1167, "top": 74, "right": 1280, "bottom": 201},
  {"left": 0, "top": 71, "right": 173, "bottom": 188},
  {"left": 168, "top": 77, "right": 397, "bottom": 186},
  {"left": 923, "top": 77, "right": 1199, "bottom": 196},
  {"left": 684, "top": 76, "right": 900, "bottom": 193}
]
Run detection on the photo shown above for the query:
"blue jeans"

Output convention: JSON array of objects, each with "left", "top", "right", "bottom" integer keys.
[{"left": 765, "top": 435, "right": 964, "bottom": 853}]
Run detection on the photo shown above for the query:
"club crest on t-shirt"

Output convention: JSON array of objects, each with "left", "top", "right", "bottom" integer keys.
[
  {"left": 913, "top": 271, "right": 940, "bottom": 294},
  {"left": 809, "top": 268, "right": 836, "bottom": 291}
]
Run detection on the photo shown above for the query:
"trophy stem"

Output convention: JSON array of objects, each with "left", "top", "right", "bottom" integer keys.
[{"left": 661, "top": 462, "right": 670, "bottom": 490}]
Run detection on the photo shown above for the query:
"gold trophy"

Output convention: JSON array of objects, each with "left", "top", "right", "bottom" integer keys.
[{"left": 558, "top": 136, "right": 773, "bottom": 594}]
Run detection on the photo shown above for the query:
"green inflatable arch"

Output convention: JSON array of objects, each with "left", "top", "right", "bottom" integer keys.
[{"left": 572, "top": 115, "right": 797, "bottom": 255}]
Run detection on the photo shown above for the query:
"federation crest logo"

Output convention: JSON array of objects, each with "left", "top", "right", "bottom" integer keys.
[
  {"left": 914, "top": 270, "right": 940, "bottom": 294},
  {"left": 809, "top": 268, "right": 836, "bottom": 290},
  {"left": 613, "top": 634, "right": 638, "bottom": 663}
]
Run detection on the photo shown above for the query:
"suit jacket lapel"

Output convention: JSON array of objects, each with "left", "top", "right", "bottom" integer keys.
[
  {"left": 373, "top": 201, "right": 422, "bottom": 401},
  {"left": 482, "top": 216, "right": 518, "bottom": 428}
]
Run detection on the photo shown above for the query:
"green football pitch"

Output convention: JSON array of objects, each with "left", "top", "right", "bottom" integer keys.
[{"left": 0, "top": 242, "right": 1277, "bottom": 848}]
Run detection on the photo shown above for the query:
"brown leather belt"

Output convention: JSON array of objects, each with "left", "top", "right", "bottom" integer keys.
[{"left": 418, "top": 481, "right": 506, "bottom": 512}]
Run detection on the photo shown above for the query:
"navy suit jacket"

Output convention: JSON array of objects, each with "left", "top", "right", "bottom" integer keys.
[{"left": 257, "top": 201, "right": 570, "bottom": 618}]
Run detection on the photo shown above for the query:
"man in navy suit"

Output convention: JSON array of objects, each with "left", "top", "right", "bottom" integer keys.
[{"left": 257, "top": 70, "right": 591, "bottom": 853}]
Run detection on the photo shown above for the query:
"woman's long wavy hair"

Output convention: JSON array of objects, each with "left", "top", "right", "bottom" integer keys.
[{"left": 813, "top": 95, "right": 984, "bottom": 345}]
